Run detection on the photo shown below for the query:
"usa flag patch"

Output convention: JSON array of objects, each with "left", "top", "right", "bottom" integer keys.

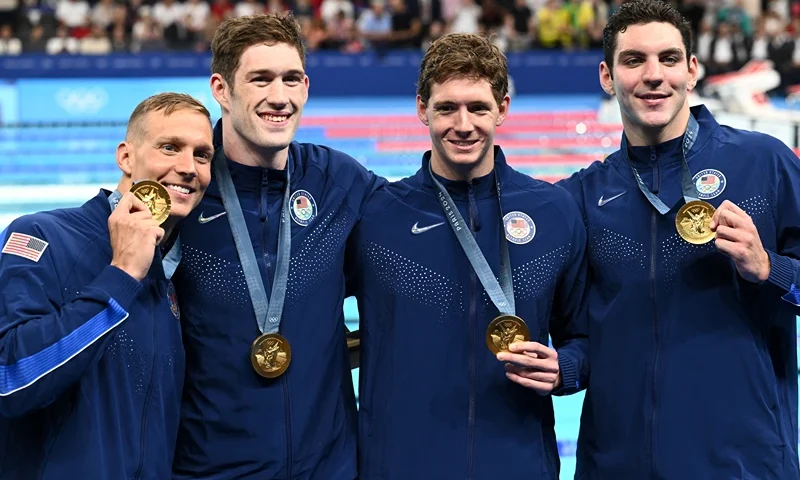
[{"left": 2, "top": 232, "right": 49, "bottom": 262}]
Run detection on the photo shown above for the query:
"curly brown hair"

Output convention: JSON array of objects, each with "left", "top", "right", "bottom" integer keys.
[
  {"left": 211, "top": 13, "right": 306, "bottom": 91},
  {"left": 416, "top": 33, "right": 508, "bottom": 107}
]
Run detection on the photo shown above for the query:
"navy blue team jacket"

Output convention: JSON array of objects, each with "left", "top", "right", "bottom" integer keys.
[
  {"left": 0, "top": 190, "right": 185, "bottom": 479},
  {"left": 171, "top": 126, "right": 383, "bottom": 479},
  {"left": 558, "top": 105, "right": 800, "bottom": 479},
  {"left": 348, "top": 147, "right": 589, "bottom": 479}
]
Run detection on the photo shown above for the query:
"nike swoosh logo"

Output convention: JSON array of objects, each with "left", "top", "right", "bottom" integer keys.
[
  {"left": 598, "top": 192, "right": 626, "bottom": 207},
  {"left": 198, "top": 211, "right": 227, "bottom": 224},
  {"left": 411, "top": 222, "right": 445, "bottom": 234}
]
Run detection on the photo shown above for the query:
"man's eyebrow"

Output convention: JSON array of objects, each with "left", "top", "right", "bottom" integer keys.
[
  {"left": 617, "top": 48, "right": 684, "bottom": 59},
  {"left": 246, "top": 68, "right": 305, "bottom": 77}
]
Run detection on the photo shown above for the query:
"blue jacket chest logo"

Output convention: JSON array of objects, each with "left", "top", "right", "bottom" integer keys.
[
  {"left": 290, "top": 190, "right": 317, "bottom": 226},
  {"left": 503, "top": 211, "right": 536, "bottom": 245},
  {"left": 692, "top": 169, "right": 726, "bottom": 199}
]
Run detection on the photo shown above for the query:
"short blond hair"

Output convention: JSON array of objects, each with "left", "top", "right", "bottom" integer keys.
[{"left": 126, "top": 92, "right": 211, "bottom": 142}]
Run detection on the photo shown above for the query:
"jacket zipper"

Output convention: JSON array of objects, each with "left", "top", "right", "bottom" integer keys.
[
  {"left": 132, "top": 286, "right": 159, "bottom": 480},
  {"left": 260, "top": 171, "right": 293, "bottom": 479},
  {"left": 466, "top": 183, "right": 477, "bottom": 480},
  {"left": 649, "top": 148, "right": 660, "bottom": 480}
]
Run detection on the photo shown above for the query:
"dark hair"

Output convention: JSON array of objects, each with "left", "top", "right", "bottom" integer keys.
[
  {"left": 603, "top": 0, "right": 693, "bottom": 70},
  {"left": 211, "top": 13, "right": 306, "bottom": 90},
  {"left": 417, "top": 33, "right": 508, "bottom": 107}
]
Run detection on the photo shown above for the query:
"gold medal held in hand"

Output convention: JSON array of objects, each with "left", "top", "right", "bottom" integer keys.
[
  {"left": 250, "top": 333, "right": 292, "bottom": 378},
  {"left": 676, "top": 200, "right": 716, "bottom": 245},
  {"left": 486, "top": 315, "right": 530, "bottom": 354},
  {"left": 130, "top": 180, "right": 171, "bottom": 225}
]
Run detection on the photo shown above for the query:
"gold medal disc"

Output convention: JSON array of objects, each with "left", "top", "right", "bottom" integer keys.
[
  {"left": 486, "top": 315, "right": 530, "bottom": 354},
  {"left": 130, "top": 180, "right": 171, "bottom": 225},
  {"left": 250, "top": 333, "right": 292, "bottom": 378},
  {"left": 676, "top": 200, "right": 716, "bottom": 245}
]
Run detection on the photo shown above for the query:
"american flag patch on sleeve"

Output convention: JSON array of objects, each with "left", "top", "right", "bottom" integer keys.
[{"left": 2, "top": 232, "right": 49, "bottom": 262}]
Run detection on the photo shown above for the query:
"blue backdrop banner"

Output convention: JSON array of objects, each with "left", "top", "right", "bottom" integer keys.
[{"left": 3, "top": 50, "right": 603, "bottom": 100}]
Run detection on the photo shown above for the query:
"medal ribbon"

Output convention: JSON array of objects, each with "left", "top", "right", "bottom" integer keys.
[
  {"left": 215, "top": 149, "right": 292, "bottom": 335},
  {"left": 625, "top": 114, "right": 700, "bottom": 214},
  {"left": 428, "top": 161, "right": 515, "bottom": 316}
]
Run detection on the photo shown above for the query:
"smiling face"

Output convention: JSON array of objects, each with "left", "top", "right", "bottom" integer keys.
[
  {"left": 117, "top": 107, "right": 213, "bottom": 221},
  {"left": 417, "top": 76, "right": 509, "bottom": 181},
  {"left": 600, "top": 22, "right": 698, "bottom": 146},
  {"left": 211, "top": 42, "right": 309, "bottom": 164}
]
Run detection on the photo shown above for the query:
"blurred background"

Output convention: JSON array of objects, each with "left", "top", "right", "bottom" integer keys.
[{"left": 2, "top": 0, "right": 800, "bottom": 477}]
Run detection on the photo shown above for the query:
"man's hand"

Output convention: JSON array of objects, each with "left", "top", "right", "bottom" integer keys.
[
  {"left": 496, "top": 342, "right": 561, "bottom": 395},
  {"left": 709, "top": 200, "right": 770, "bottom": 283},
  {"left": 109, "top": 192, "right": 164, "bottom": 282}
]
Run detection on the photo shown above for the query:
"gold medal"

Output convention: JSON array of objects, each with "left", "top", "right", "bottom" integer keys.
[
  {"left": 250, "top": 333, "right": 292, "bottom": 378},
  {"left": 130, "top": 180, "right": 171, "bottom": 225},
  {"left": 676, "top": 200, "right": 716, "bottom": 245},
  {"left": 486, "top": 315, "right": 530, "bottom": 354}
]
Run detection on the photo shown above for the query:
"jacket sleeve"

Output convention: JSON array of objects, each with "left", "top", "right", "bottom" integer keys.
[
  {"left": 549, "top": 181, "right": 590, "bottom": 396},
  {"left": 760, "top": 141, "right": 800, "bottom": 311},
  {"left": 0, "top": 218, "right": 143, "bottom": 418}
]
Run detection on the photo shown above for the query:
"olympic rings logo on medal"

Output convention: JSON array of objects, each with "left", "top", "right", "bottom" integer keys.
[
  {"left": 692, "top": 169, "right": 726, "bottom": 199},
  {"left": 503, "top": 211, "right": 536, "bottom": 245},
  {"left": 290, "top": 190, "right": 317, "bottom": 226}
]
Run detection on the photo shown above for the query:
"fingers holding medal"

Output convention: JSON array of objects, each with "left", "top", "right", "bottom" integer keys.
[{"left": 709, "top": 200, "right": 770, "bottom": 283}]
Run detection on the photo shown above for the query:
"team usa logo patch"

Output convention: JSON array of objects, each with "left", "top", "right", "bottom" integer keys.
[
  {"left": 167, "top": 282, "right": 180, "bottom": 319},
  {"left": 692, "top": 169, "right": 726, "bottom": 199},
  {"left": 503, "top": 211, "right": 536, "bottom": 245},
  {"left": 290, "top": 190, "right": 317, "bottom": 226}
]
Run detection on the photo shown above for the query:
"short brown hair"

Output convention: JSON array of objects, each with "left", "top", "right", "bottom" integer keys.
[
  {"left": 417, "top": 33, "right": 508, "bottom": 107},
  {"left": 603, "top": 0, "right": 692, "bottom": 71},
  {"left": 126, "top": 92, "right": 211, "bottom": 142},
  {"left": 211, "top": 13, "right": 306, "bottom": 90}
]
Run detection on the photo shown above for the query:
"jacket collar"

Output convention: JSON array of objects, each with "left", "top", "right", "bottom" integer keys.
[{"left": 415, "top": 146, "right": 512, "bottom": 201}]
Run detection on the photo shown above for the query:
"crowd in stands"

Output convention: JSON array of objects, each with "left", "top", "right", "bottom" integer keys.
[{"left": 0, "top": 0, "right": 798, "bottom": 82}]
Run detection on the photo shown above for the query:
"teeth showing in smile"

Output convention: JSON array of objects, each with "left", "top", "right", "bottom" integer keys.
[
  {"left": 166, "top": 184, "right": 190, "bottom": 194},
  {"left": 263, "top": 115, "right": 289, "bottom": 122},
  {"left": 451, "top": 140, "right": 477, "bottom": 147}
]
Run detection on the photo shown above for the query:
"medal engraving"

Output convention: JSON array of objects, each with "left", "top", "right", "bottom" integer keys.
[
  {"left": 250, "top": 333, "right": 292, "bottom": 378},
  {"left": 676, "top": 200, "right": 716, "bottom": 245},
  {"left": 130, "top": 180, "right": 171, "bottom": 225},
  {"left": 486, "top": 315, "right": 530, "bottom": 354}
]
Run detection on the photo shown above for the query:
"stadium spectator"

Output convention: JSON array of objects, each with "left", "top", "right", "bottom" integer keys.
[
  {"left": 234, "top": 0, "right": 264, "bottom": 17},
  {"left": 55, "top": 0, "right": 89, "bottom": 30},
  {"left": 0, "top": 23, "right": 21, "bottom": 54},
  {"left": 357, "top": 0, "right": 392, "bottom": 48},
  {"left": 184, "top": 0, "right": 211, "bottom": 47},
  {"left": 45, "top": 23, "right": 78, "bottom": 53},
  {"left": 90, "top": 0, "right": 114, "bottom": 30},
  {"left": 79, "top": 23, "right": 110, "bottom": 53},
  {"left": 24, "top": 23, "right": 46, "bottom": 51},
  {"left": 450, "top": 0, "right": 481, "bottom": 33}
]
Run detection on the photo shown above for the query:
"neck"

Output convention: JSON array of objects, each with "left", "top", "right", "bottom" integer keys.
[
  {"left": 430, "top": 149, "right": 494, "bottom": 182},
  {"left": 222, "top": 118, "right": 288, "bottom": 170},
  {"left": 116, "top": 177, "right": 132, "bottom": 195},
  {"left": 624, "top": 105, "right": 691, "bottom": 147}
]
